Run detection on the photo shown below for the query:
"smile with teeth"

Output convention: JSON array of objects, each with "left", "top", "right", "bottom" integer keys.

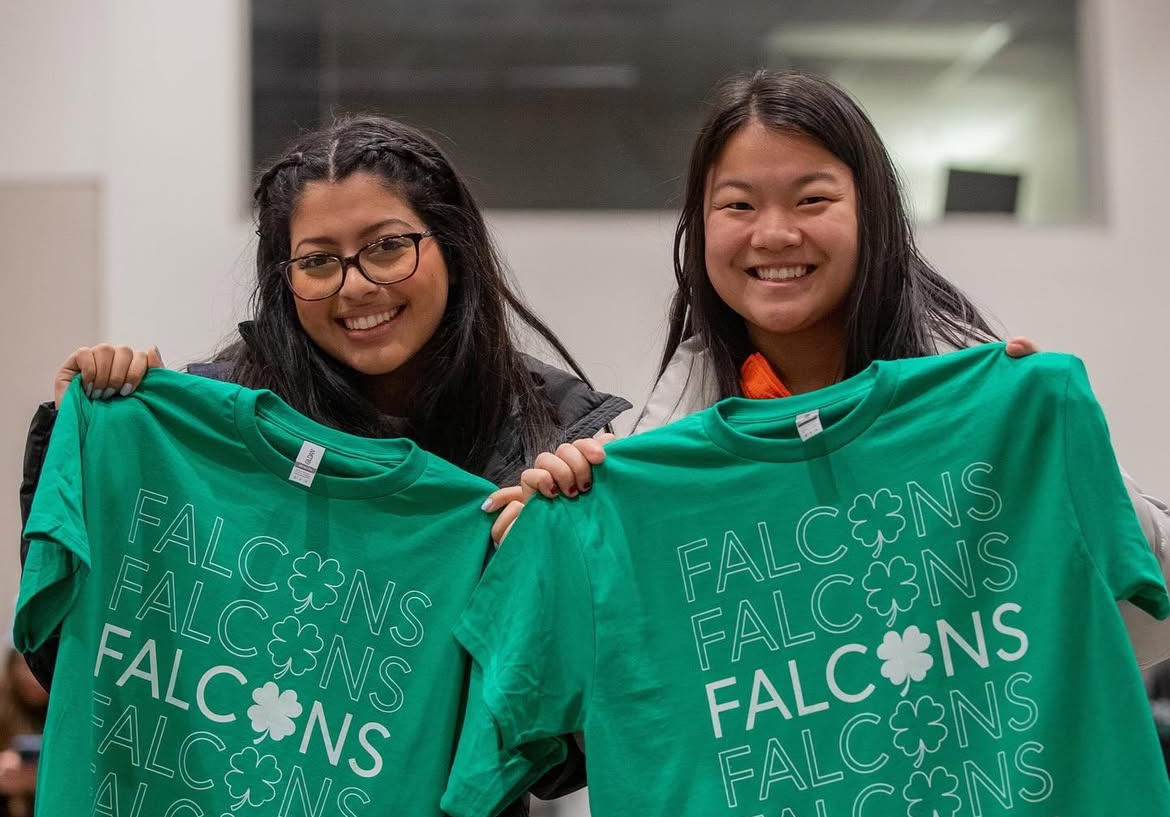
[
  {"left": 341, "top": 305, "right": 404, "bottom": 331},
  {"left": 751, "top": 264, "right": 814, "bottom": 281}
]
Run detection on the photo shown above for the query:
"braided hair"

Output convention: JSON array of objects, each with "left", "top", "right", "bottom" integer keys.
[{"left": 225, "top": 116, "right": 591, "bottom": 477}]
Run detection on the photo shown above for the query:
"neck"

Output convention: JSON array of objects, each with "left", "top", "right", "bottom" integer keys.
[
  {"left": 358, "top": 362, "right": 419, "bottom": 417},
  {"left": 747, "top": 319, "right": 848, "bottom": 395}
]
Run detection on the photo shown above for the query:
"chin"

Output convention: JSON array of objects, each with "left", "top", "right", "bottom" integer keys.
[{"left": 348, "top": 358, "right": 408, "bottom": 377}]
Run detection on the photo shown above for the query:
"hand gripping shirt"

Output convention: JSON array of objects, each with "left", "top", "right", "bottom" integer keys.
[
  {"left": 442, "top": 345, "right": 1170, "bottom": 817},
  {"left": 16, "top": 370, "right": 559, "bottom": 817}
]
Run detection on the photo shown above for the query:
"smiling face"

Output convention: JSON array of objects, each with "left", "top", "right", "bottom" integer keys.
[
  {"left": 704, "top": 121, "right": 859, "bottom": 358},
  {"left": 288, "top": 171, "right": 449, "bottom": 380}
]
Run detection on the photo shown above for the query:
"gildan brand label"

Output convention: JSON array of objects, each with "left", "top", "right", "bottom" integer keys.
[{"left": 289, "top": 441, "right": 327, "bottom": 487}]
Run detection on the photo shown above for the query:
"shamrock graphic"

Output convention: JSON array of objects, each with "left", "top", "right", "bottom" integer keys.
[
  {"left": 878, "top": 625, "right": 934, "bottom": 697},
  {"left": 247, "top": 681, "right": 303, "bottom": 744},
  {"left": 889, "top": 695, "right": 948, "bottom": 768},
  {"left": 288, "top": 551, "right": 346, "bottom": 614},
  {"left": 224, "top": 746, "right": 283, "bottom": 811},
  {"left": 863, "top": 556, "right": 921, "bottom": 626},
  {"left": 902, "top": 766, "right": 962, "bottom": 817},
  {"left": 267, "top": 615, "right": 324, "bottom": 679},
  {"left": 847, "top": 489, "right": 906, "bottom": 558}
]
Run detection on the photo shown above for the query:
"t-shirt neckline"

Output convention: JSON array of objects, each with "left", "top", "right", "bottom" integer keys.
[
  {"left": 234, "top": 386, "right": 426, "bottom": 498},
  {"left": 702, "top": 357, "right": 899, "bottom": 461}
]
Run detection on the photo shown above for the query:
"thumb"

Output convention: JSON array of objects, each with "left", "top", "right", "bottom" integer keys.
[{"left": 146, "top": 346, "right": 164, "bottom": 369}]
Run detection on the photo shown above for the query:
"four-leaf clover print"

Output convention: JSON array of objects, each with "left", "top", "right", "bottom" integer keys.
[
  {"left": 224, "top": 747, "right": 283, "bottom": 811},
  {"left": 902, "top": 766, "right": 962, "bottom": 817},
  {"left": 267, "top": 615, "right": 324, "bottom": 679},
  {"left": 889, "top": 695, "right": 948, "bottom": 768},
  {"left": 878, "top": 626, "right": 934, "bottom": 697},
  {"left": 848, "top": 489, "right": 906, "bottom": 558},
  {"left": 247, "top": 682, "right": 303, "bottom": 744},
  {"left": 863, "top": 556, "right": 921, "bottom": 626},
  {"left": 288, "top": 551, "right": 346, "bottom": 614}
]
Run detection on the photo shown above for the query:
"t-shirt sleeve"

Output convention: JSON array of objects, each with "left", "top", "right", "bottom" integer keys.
[
  {"left": 14, "top": 378, "right": 92, "bottom": 651},
  {"left": 442, "top": 498, "right": 595, "bottom": 815},
  {"left": 1063, "top": 357, "right": 1170, "bottom": 618},
  {"left": 440, "top": 662, "right": 568, "bottom": 817}
]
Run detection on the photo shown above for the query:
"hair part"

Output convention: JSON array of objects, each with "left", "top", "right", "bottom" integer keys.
[
  {"left": 226, "top": 116, "right": 591, "bottom": 478},
  {"left": 663, "top": 70, "right": 998, "bottom": 398}
]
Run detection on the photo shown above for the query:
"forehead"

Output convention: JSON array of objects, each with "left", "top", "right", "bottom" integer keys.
[
  {"left": 708, "top": 122, "right": 852, "bottom": 188},
  {"left": 289, "top": 171, "right": 420, "bottom": 239}
]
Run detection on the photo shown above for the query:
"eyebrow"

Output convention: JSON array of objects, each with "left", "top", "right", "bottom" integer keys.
[
  {"left": 293, "top": 218, "right": 416, "bottom": 255},
  {"left": 711, "top": 170, "right": 843, "bottom": 194}
]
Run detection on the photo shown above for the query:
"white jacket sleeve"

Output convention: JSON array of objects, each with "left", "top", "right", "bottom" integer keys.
[{"left": 1119, "top": 471, "right": 1170, "bottom": 668}]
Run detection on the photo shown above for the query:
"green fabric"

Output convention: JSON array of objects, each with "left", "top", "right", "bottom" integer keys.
[
  {"left": 16, "top": 369, "right": 558, "bottom": 816},
  {"left": 444, "top": 344, "right": 1170, "bottom": 817}
]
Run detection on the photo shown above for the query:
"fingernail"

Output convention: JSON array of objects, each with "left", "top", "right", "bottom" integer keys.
[
  {"left": 567, "top": 487, "right": 578, "bottom": 497},
  {"left": 549, "top": 486, "right": 559, "bottom": 496},
  {"left": 84, "top": 382, "right": 93, "bottom": 398},
  {"left": 100, "top": 387, "right": 116, "bottom": 400},
  {"left": 119, "top": 383, "right": 133, "bottom": 397},
  {"left": 582, "top": 482, "right": 592, "bottom": 492},
  {"left": 481, "top": 498, "right": 493, "bottom": 512}
]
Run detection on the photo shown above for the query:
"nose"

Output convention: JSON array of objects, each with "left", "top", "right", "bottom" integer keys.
[
  {"left": 751, "top": 208, "right": 801, "bottom": 250},
  {"left": 337, "top": 258, "right": 379, "bottom": 299}
]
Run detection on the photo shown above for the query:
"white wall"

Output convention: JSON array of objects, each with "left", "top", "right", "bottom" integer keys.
[
  {"left": 0, "top": 1, "right": 106, "bottom": 181},
  {"left": 102, "top": 1, "right": 256, "bottom": 362}
]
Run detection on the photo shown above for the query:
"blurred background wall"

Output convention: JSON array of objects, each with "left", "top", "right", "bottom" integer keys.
[{"left": 2, "top": 2, "right": 1167, "bottom": 812}]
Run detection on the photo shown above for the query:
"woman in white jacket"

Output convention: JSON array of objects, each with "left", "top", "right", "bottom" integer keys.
[{"left": 500, "top": 69, "right": 1170, "bottom": 668}]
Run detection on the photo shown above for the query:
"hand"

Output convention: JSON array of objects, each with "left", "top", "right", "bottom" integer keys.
[
  {"left": 54, "top": 344, "right": 164, "bottom": 408},
  {"left": 520, "top": 434, "right": 614, "bottom": 500},
  {"left": 482, "top": 433, "right": 616, "bottom": 545},
  {"left": 1005, "top": 336, "right": 1040, "bottom": 357}
]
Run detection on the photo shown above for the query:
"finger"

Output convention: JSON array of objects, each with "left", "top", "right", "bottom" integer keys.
[
  {"left": 482, "top": 485, "right": 522, "bottom": 513},
  {"left": 572, "top": 437, "right": 608, "bottom": 465},
  {"left": 101, "top": 346, "right": 136, "bottom": 398},
  {"left": 146, "top": 345, "right": 164, "bottom": 369},
  {"left": 520, "top": 467, "right": 557, "bottom": 501},
  {"left": 555, "top": 442, "right": 595, "bottom": 495},
  {"left": 89, "top": 343, "right": 117, "bottom": 397},
  {"left": 491, "top": 501, "right": 526, "bottom": 547},
  {"left": 55, "top": 348, "right": 87, "bottom": 406},
  {"left": 122, "top": 350, "right": 152, "bottom": 396},
  {"left": 1005, "top": 336, "right": 1041, "bottom": 357},
  {"left": 74, "top": 348, "right": 99, "bottom": 400},
  {"left": 533, "top": 450, "right": 578, "bottom": 497},
  {"left": 595, "top": 432, "right": 617, "bottom": 445}
]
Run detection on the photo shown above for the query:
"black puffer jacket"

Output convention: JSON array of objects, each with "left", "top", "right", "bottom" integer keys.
[{"left": 18, "top": 348, "right": 629, "bottom": 811}]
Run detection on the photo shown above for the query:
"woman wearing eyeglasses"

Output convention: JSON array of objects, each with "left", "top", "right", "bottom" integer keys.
[{"left": 18, "top": 115, "right": 628, "bottom": 814}]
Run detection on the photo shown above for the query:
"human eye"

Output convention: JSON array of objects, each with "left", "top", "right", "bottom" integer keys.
[
  {"left": 717, "top": 200, "right": 754, "bottom": 212},
  {"left": 798, "top": 195, "right": 831, "bottom": 206},
  {"left": 293, "top": 254, "right": 339, "bottom": 276},
  {"left": 367, "top": 235, "right": 411, "bottom": 257}
]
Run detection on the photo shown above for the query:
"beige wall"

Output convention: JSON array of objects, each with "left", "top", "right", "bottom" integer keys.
[{"left": 0, "top": 184, "right": 100, "bottom": 611}]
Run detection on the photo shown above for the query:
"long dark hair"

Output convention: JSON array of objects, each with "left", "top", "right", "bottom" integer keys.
[
  {"left": 225, "top": 116, "right": 590, "bottom": 476},
  {"left": 663, "top": 70, "right": 997, "bottom": 398}
]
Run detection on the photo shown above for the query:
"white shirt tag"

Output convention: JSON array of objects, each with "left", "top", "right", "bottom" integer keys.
[
  {"left": 289, "top": 441, "right": 327, "bottom": 487},
  {"left": 795, "top": 409, "right": 824, "bottom": 442}
]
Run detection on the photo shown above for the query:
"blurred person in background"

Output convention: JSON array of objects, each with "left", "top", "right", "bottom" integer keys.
[{"left": 0, "top": 635, "right": 46, "bottom": 817}]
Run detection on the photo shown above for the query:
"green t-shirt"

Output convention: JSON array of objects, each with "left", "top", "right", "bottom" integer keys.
[
  {"left": 443, "top": 344, "right": 1170, "bottom": 817},
  {"left": 16, "top": 369, "right": 558, "bottom": 816}
]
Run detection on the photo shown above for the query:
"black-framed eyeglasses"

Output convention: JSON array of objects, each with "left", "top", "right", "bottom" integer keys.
[{"left": 280, "top": 230, "right": 436, "bottom": 301}]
